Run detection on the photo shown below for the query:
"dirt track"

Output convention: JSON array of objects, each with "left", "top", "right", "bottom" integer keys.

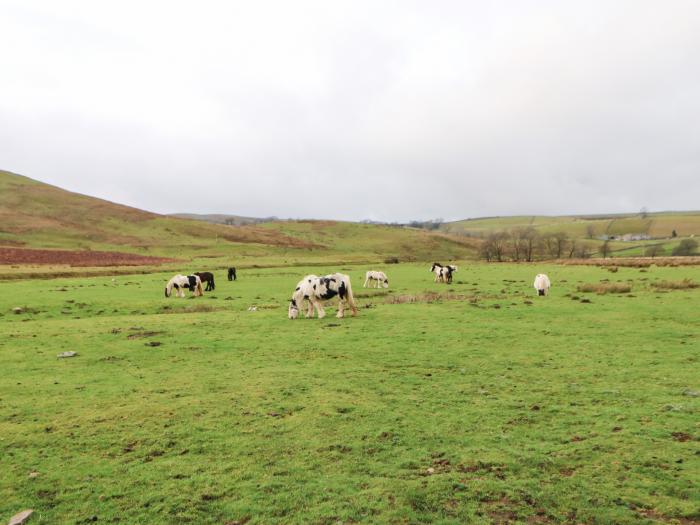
[{"left": 0, "top": 247, "right": 176, "bottom": 266}]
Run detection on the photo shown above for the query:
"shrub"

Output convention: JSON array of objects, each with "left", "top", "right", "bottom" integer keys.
[
  {"left": 384, "top": 257, "right": 400, "bottom": 264},
  {"left": 651, "top": 279, "right": 698, "bottom": 290},
  {"left": 577, "top": 283, "right": 632, "bottom": 294},
  {"left": 672, "top": 239, "right": 698, "bottom": 256}
]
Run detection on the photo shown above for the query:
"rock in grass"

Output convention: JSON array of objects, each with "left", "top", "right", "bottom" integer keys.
[
  {"left": 12, "top": 307, "right": 23, "bottom": 314},
  {"left": 8, "top": 509, "right": 33, "bottom": 525},
  {"left": 57, "top": 351, "right": 77, "bottom": 358},
  {"left": 682, "top": 389, "right": 699, "bottom": 397}
]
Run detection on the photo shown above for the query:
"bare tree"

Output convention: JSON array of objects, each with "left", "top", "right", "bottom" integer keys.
[
  {"left": 574, "top": 243, "right": 591, "bottom": 258},
  {"left": 644, "top": 244, "right": 663, "bottom": 258},
  {"left": 543, "top": 232, "right": 569, "bottom": 259},
  {"left": 600, "top": 240, "right": 611, "bottom": 258},
  {"left": 520, "top": 228, "right": 539, "bottom": 262},
  {"left": 509, "top": 229, "right": 529, "bottom": 261},
  {"left": 585, "top": 224, "right": 596, "bottom": 239},
  {"left": 489, "top": 231, "right": 509, "bottom": 262}
]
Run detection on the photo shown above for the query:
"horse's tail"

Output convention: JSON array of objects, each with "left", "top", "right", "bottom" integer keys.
[
  {"left": 197, "top": 280, "right": 204, "bottom": 296},
  {"left": 164, "top": 283, "right": 171, "bottom": 297},
  {"left": 344, "top": 276, "right": 358, "bottom": 316}
]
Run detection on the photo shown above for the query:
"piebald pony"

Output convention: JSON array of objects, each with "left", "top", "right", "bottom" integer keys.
[
  {"left": 165, "top": 274, "right": 204, "bottom": 298},
  {"left": 288, "top": 273, "right": 358, "bottom": 319}
]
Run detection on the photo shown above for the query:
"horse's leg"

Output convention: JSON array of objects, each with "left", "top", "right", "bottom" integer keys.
[
  {"left": 336, "top": 299, "right": 345, "bottom": 318},
  {"left": 363, "top": 277, "right": 369, "bottom": 287},
  {"left": 315, "top": 300, "right": 326, "bottom": 319},
  {"left": 306, "top": 299, "right": 314, "bottom": 318}
]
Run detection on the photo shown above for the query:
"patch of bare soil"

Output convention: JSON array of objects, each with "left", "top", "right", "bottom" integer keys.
[{"left": 0, "top": 247, "right": 177, "bottom": 266}]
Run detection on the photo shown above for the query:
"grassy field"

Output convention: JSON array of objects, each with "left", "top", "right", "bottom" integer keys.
[
  {"left": 1, "top": 263, "right": 698, "bottom": 524},
  {"left": 442, "top": 214, "right": 700, "bottom": 259},
  {"left": 442, "top": 213, "right": 700, "bottom": 239}
]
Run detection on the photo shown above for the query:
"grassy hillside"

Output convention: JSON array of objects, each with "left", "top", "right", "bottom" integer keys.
[
  {"left": 0, "top": 171, "right": 312, "bottom": 254},
  {"left": 442, "top": 212, "right": 700, "bottom": 259},
  {"left": 0, "top": 171, "right": 476, "bottom": 274},
  {"left": 442, "top": 212, "right": 700, "bottom": 239},
  {"left": 169, "top": 213, "right": 271, "bottom": 226}
]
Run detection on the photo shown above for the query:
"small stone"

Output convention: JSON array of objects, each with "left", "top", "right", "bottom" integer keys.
[
  {"left": 682, "top": 389, "right": 699, "bottom": 397},
  {"left": 426, "top": 467, "right": 435, "bottom": 474},
  {"left": 28, "top": 472, "right": 39, "bottom": 478},
  {"left": 57, "top": 351, "right": 77, "bottom": 358},
  {"left": 8, "top": 509, "right": 33, "bottom": 525},
  {"left": 12, "top": 307, "right": 23, "bottom": 314}
]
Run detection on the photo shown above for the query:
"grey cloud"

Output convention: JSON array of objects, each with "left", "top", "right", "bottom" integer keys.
[{"left": 1, "top": 0, "right": 699, "bottom": 222}]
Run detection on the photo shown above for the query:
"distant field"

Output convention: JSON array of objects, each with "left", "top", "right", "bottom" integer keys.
[
  {"left": 443, "top": 213, "right": 700, "bottom": 239},
  {"left": 1, "top": 263, "right": 698, "bottom": 524}
]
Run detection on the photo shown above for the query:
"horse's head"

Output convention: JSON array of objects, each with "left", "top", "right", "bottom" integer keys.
[{"left": 431, "top": 263, "right": 441, "bottom": 272}]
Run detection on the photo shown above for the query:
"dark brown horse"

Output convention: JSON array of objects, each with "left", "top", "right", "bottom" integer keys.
[
  {"left": 228, "top": 267, "right": 237, "bottom": 281},
  {"left": 194, "top": 272, "right": 215, "bottom": 291}
]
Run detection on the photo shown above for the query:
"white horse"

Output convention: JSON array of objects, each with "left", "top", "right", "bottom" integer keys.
[
  {"left": 533, "top": 274, "right": 551, "bottom": 296},
  {"left": 431, "top": 263, "right": 458, "bottom": 284},
  {"left": 288, "top": 273, "right": 358, "bottom": 319},
  {"left": 364, "top": 270, "right": 389, "bottom": 288},
  {"left": 165, "top": 274, "right": 204, "bottom": 298}
]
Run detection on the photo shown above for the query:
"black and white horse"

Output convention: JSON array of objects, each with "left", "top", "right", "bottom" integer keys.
[
  {"left": 195, "top": 272, "right": 215, "bottom": 291},
  {"left": 228, "top": 267, "right": 237, "bottom": 281},
  {"left": 165, "top": 274, "right": 204, "bottom": 298},
  {"left": 288, "top": 273, "right": 358, "bottom": 319},
  {"left": 431, "top": 263, "right": 458, "bottom": 284}
]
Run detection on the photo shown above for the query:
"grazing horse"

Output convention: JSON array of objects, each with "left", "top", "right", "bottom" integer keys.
[
  {"left": 165, "top": 274, "right": 204, "bottom": 298},
  {"left": 534, "top": 274, "right": 551, "bottom": 296},
  {"left": 431, "top": 263, "right": 458, "bottom": 284},
  {"left": 195, "top": 272, "right": 215, "bottom": 291},
  {"left": 228, "top": 267, "right": 237, "bottom": 281},
  {"left": 288, "top": 273, "right": 358, "bottom": 319},
  {"left": 364, "top": 270, "right": 389, "bottom": 288}
]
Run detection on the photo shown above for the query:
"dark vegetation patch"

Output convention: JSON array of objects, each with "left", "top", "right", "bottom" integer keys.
[
  {"left": 577, "top": 283, "right": 632, "bottom": 294},
  {"left": 0, "top": 247, "right": 177, "bottom": 266},
  {"left": 127, "top": 331, "right": 164, "bottom": 339},
  {"left": 651, "top": 279, "right": 698, "bottom": 290}
]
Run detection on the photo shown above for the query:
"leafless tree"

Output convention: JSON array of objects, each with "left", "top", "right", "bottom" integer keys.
[
  {"left": 644, "top": 244, "right": 663, "bottom": 258},
  {"left": 585, "top": 224, "right": 596, "bottom": 239},
  {"left": 600, "top": 240, "right": 611, "bottom": 258},
  {"left": 520, "top": 228, "right": 539, "bottom": 262}
]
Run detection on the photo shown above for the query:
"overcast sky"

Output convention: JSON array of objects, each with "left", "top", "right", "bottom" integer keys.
[{"left": 1, "top": 1, "right": 699, "bottom": 222}]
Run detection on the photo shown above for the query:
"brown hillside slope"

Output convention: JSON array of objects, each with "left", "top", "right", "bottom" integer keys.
[{"left": 0, "top": 170, "right": 314, "bottom": 251}]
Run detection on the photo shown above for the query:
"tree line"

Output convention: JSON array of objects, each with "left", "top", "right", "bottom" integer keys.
[{"left": 479, "top": 229, "right": 698, "bottom": 261}]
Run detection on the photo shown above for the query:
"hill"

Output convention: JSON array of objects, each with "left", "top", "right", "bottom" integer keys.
[
  {"left": 442, "top": 212, "right": 700, "bottom": 238},
  {"left": 441, "top": 212, "right": 700, "bottom": 258},
  {"left": 169, "top": 213, "right": 273, "bottom": 226},
  {"left": 0, "top": 171, "right": 476, "bottom": 272}
]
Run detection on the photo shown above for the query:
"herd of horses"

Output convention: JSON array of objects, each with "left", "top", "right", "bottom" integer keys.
[{"left": 164, "top": 263, "right": 552, "bottom": 318}]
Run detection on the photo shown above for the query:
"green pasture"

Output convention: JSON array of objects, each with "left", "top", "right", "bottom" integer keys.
[{"left": 1, "top": 263, "right": 698, "bottom": 524}]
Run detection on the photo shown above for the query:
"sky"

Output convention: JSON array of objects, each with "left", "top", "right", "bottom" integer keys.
[{"left": 1, "top": 1, "right": 699, "bottom": 222}]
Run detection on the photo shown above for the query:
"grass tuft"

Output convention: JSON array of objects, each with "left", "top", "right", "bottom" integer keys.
[
  {"left": 651, "top": 279, "right": 698, "bottom": 290},
  {"left": 577, "top": 282, "right": 632, "bottom": 294}
]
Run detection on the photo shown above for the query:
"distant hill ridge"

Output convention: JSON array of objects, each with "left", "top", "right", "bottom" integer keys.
[{"left": 0, "top": 170, "right": 479, "bottom": 265}]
